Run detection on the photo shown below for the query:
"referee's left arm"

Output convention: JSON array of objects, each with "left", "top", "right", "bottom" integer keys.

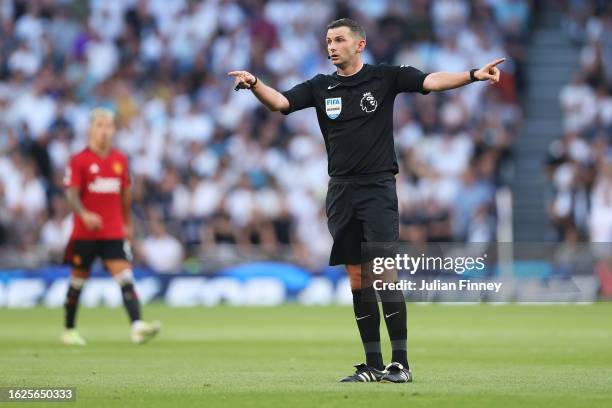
[
  {"left": 423, "top": 58, "right": 505, "bottom": 92},
  {"left": 228, "top": 70, "right": 290, "bottom": 112}
]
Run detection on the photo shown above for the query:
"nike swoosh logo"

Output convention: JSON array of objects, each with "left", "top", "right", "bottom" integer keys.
[
  {"left": 355, "top": 315, "right": 370, "bottom": 321},
  {"left": 327, "top": 83, "right": 340, "bottom": 90},
  {"left": 385, "top": 311, "right": 399, "bottom": 319}
]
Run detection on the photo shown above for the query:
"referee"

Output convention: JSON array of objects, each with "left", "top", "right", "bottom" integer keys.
[{"left": 229, "top": 18, "right": 503, "bottom": 383}]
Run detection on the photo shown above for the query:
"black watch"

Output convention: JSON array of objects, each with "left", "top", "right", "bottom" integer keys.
[
  {"left": 469, "top": 68, "right": 479, "bottom": 82},
  {"left": 249, "top": 76, "right": 258, "bottom": 89}
]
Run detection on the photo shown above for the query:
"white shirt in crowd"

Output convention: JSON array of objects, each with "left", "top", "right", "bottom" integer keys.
[{"left": 141, "top": 233, "right": 184, "bottom": 273}]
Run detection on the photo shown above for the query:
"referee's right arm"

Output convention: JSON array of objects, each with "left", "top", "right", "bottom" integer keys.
[{"left": 227, "top": 70, "right": 289, "bottom": 112}]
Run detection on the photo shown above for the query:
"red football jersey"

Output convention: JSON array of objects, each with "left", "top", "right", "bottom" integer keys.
[{"left": 64, "top": 148, "right": 130, "bottom": 239}]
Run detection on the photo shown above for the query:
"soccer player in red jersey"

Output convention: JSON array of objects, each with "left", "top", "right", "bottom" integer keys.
[{"left": 61, "top": 108, "right": 160, "bottom": 345}]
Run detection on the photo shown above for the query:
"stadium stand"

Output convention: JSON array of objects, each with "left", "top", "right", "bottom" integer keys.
[
  {"left": 546, "top": 0, "right": 612, "bottom": 242},
  {"left": 0, "top": 0, "right": 529, "bottom": 271}
]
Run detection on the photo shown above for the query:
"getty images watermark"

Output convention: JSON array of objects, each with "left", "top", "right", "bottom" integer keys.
[
  {"left": 371, "top": 253, "right": 503, "bottom": 293},
  {"left": 362, "top": 242, "right": 608, "bottom": 302}
]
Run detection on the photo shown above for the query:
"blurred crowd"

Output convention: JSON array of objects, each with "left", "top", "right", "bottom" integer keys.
[
  {"left": 549, "top": 0, "right": 612, "bottom": 242},
  {"left": 0, "top": 0, "right": 530, "bottom": 271}
]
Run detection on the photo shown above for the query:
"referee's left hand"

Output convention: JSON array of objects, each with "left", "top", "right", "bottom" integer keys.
[{"left": 475, "top": 58, "right": 505, "bottom": 84}]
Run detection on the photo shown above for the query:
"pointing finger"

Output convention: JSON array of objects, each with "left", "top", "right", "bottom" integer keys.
[{"left": 487, "top": 58, "right": 506, "bottom": 68}]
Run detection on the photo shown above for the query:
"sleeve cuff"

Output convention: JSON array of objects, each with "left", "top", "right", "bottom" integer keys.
[
  {"left": 420, "top": 73, "right": 431, "bottom": 95},
  {"left": 280, "top": 91, "right": 292, "bottom": 115}
]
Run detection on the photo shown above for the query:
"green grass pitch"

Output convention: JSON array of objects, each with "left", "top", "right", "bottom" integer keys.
[{"left": 1, "top": 303, "right": 611, "bottom": 407}]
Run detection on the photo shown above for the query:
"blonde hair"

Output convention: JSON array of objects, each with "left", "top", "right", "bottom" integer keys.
[{"left": 89, "top": 107, "right": 115, "bottom": 124}]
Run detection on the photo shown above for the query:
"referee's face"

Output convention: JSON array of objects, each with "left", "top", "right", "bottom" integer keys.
[{"left": 326, "top": 26, "right": 364, "bottom": 68}]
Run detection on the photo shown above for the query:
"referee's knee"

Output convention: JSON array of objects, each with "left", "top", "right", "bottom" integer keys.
[{"left": 346, "top": 264, "right": 362, "bottom": 290}]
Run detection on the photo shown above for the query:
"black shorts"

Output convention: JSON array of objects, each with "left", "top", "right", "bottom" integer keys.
[
  {"left": 325, "top": 172, "right": 399, "bottom": 266},
  {"left": 64, "top": 239, "right": 132, "bottom": 270}
]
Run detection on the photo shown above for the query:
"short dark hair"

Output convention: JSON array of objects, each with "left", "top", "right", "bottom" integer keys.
[{"left": 326, "top": 18, "right": 366, "bottom": 40}]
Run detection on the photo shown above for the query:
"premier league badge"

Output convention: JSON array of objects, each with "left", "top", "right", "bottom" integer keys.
[{"left": 360, "top": 92, "right": 377, "bottom": 113}]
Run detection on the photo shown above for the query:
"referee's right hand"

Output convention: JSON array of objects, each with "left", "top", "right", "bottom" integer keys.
[{"left": 228, "top": 70, "right": 256, "bottom": 90}]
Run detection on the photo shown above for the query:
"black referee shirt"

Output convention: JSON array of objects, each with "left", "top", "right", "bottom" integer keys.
[{"left": 281, "top": 63, "right": 429, "bottom": 177}]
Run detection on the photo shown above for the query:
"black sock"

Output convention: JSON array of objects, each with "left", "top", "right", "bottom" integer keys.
[
  {"left": 379, "top": 288, "right": 409, "bottom": 369},
  {"left": 120, "top": 283, "right": 141, "bottom": 323},
  {"left": 352, "top": 286, "right": 383, "bottom": 370},
  {"left": 64, "top": 284, "right": 82, "bottom": 329}
]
